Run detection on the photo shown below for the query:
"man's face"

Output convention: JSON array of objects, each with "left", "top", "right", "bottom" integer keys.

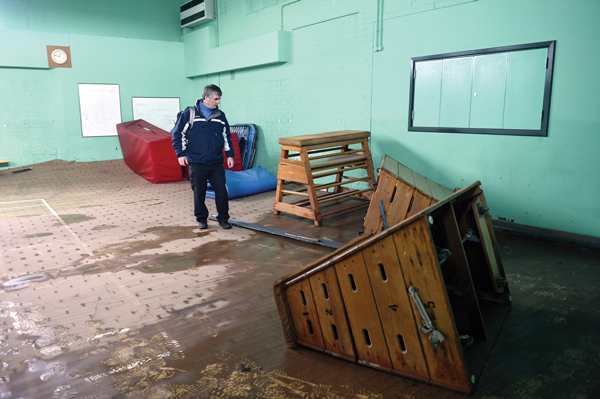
[{"left": 204, "top": 94, "right": 221, "bottom": 109}]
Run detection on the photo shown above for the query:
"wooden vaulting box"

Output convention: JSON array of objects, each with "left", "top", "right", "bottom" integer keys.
[
  {"left": 274, "top": 180, "right": 511, "bottom": 394},
  {"left": 363, "top": 154, "right": 455, "bottom": 236},
  {"left": 273, "top": 130, "right": 377, "bottom": 226}
]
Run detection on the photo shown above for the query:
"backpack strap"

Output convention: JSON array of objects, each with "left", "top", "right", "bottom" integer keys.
[
  {"left": 188, "top": 106, "right": 195, "bottom": 128},
  {"left": 181, "top": 106, "right": 196, "bottom": 151},
  {"left": 181, "top": 106, "right": 195, "bottom": 133}
]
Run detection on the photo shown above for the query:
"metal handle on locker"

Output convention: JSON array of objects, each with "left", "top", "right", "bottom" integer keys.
[{"left": 408, "top": 286, "right": 445, "bottom": 350}]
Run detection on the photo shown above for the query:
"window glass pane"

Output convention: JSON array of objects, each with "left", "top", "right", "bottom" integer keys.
[
  {"left": 470, "top": 53, "right": 508, "bottom": 129},
  {"left": 440, "top": 57, "right": 472, "bottom": 128},
  {"left": 504, "top": 48, "right": 547, "bottom": 130},
  {"left": 413, "top": 60, "right": 442, "bottom": 127},
  {"left": 408, "top": 41, "right": 555, "bottom": 136}
]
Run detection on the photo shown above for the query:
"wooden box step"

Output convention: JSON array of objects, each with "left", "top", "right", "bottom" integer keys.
[
  {"left": 274, "top": 130, "right": 376, "bottom": 226},
  {"left": 274, "top": 181, "right": 511, "bottom": 394},
  {"left": 278, "top": 130, "right": 370, "bottom": 147},
  {"left": 363, "top": 154, "right": 455, "bottom": 236}
]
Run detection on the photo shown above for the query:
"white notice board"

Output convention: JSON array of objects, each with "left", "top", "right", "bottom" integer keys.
[
  {"left": 132, "top": 97, "right": 181, "bottom": 132},
  {"left": 78, "top": 83, "right": 122, "bottom": 137}
]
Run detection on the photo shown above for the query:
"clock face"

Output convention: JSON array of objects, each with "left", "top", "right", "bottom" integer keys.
[{"left": 51, "top": 49, "right": 68, "bottom": 65}]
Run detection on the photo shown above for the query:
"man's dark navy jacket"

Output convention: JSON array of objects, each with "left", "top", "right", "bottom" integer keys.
[{"left": 171, "top": 99, "right": 234, "bottom": 165}]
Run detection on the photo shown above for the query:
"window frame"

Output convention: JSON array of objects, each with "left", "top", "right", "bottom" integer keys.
[{"left": 408, "top": 41, "right": 556, "bottom": 137}]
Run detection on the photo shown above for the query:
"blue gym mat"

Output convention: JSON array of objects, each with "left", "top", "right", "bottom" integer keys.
[{"left": 206, "top": 165, "right": 277, "bottom": 200}]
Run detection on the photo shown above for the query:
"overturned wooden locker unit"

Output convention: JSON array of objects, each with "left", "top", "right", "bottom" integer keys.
[
  {"left": 273, "top": 130, "right": 377, "bottom": 226},
  {"left": 274, "top": 181, "right": 511, "bottom": 394},
  {"left": 363, "top": 154, "right": 455, "bottom": 236}
]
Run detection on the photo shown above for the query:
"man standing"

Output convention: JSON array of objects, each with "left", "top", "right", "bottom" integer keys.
[{"left": 171, "top": 84, "right": 234, "bottom": 229}]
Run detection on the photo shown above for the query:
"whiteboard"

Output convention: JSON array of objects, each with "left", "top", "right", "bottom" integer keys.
[
  {"left": 78, "top": 84, "right": 122, "bottom": 137},
  {"left": 132, "top": 97, "right": 181, "bottom": 132}
]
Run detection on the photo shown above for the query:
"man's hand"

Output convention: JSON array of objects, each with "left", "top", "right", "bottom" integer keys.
[
  {"left": 227, "top": 157, "right": 234, "bottom": 169},
  {"left": 178, "top": 156, "right": 188, "bottom": 166}
]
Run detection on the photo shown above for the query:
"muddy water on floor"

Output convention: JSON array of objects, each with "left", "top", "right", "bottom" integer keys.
[
  {"left": 57, "top": 214, "right": 96, "bottom": 225},
  {"left": 63, "top": 225, "right": 330, "bottom": 276},
  {"left": 0, "top": 228, "right": 345, "bottom": 398},
  {"left": 1, "top": 302, "right": 386, "bottom": 399},
  {"left": 24, "top": 232, "right": 54, "bottom": 239}
]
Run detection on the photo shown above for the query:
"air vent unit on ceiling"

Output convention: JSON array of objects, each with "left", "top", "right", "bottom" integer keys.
[{"left": 180, "top": 0, "right": 215, "bottom": 29}]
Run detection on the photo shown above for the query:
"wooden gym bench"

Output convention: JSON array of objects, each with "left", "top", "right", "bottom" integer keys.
[{"left": 273, "top": 130, "right": 376, "bottom": 226}]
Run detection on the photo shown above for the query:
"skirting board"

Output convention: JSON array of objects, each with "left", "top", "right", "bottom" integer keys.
[{"left": 491, "top": 220, "right": 600, "bottom": 248}]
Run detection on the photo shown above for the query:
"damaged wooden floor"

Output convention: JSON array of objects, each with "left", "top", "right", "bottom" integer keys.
[{"left": 0, "top": 160, "right": 599, "bottom": 399}]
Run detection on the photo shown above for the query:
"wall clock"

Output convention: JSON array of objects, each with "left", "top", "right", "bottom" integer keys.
[
  {"left": 47, "top": 45, "right": 72, "bottom": 68},
  {"left": 51, "top": 49, "right": 68, "bottom": 64}
]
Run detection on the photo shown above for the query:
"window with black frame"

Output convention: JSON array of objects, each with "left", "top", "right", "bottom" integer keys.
[{"left": 408, "top": 41, "right": 555, "bottom": 137}]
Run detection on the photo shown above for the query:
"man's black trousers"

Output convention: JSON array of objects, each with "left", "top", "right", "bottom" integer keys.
[{"left": 189, "top": 162, "right": 229, "bottom": 224}]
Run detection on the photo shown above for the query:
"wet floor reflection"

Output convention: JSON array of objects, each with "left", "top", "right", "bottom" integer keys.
[
  {"left": 57, "top": 214, "right": 96, "bottom": 225},
  {"left": 0, "top": 298, "right": 387, "bottom": 398},
  {"left": 24, "top": 233, "right": 54, "bottom": 239},
  {"left": 62, "top": 225, "right": 329, "bottom": 277},
  {"left": 0, "top": 300, "right": 184, "bottom": 398},
  {"left": 0, "top": 224, "right": 339, "bottom": 398},
  {"left": 1, "top": 274, "right": 48, "bottom": 291}
]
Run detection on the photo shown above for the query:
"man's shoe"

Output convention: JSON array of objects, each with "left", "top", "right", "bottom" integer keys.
[
  {"left": 199, "top": 221, "right": 208, "bottom": 229},
  {"left": 219, "top": 221, "right": 232, "bottom": 229}
]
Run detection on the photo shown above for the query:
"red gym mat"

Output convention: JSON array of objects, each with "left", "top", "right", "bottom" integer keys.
[{"left": 117, "top": 120, "right": 183, "bottom": 184}]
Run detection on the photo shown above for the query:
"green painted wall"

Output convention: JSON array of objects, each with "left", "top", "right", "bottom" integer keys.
[
  {"left": 0, "top": 0, "right": 203, "bottom": 166},
  {"left": 214, "top": 0, "right": 600, "bottom": 238},
  {"left": 371, "top": 0, "right": 600, "bottom": 237},
  {"left": 1, "top": 0, "right": 598, "bottom": 238},
  {"left": 0, "top": 0, "right": 183, "bottom": 41}
]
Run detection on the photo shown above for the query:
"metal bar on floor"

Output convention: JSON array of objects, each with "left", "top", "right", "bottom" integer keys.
[{"left": 208, "top": 216, "right": 343, "bottom": 249}]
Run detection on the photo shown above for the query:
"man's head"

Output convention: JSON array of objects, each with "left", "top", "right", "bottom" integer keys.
[{"left": 202, "top": 84, "right": 222, "bottom": 109}]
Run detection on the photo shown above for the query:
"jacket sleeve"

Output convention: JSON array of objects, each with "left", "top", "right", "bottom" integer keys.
[
  {"left": 221, "top": 112, "right": 235, "bottom": 159},
  {"left": 171, "top": 108, "right": 190, "bottom": 158}
]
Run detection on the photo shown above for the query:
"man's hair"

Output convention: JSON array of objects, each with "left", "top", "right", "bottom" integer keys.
[{"left": 202, "top": 84, "right": 222, "bottom": 100}]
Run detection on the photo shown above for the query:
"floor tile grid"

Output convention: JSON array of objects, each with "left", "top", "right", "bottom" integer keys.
[{"left": 0, "top": 160, "right": 272, "bottom": 397}]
